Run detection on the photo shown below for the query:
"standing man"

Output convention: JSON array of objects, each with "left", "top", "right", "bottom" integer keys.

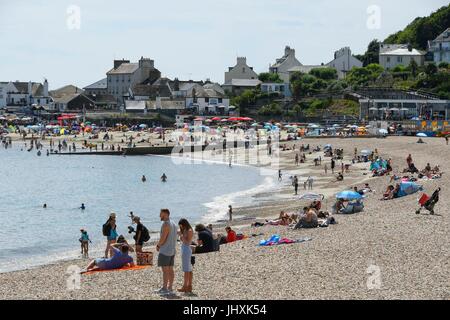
[
  {"left": 155, "top": 208, "right": 177, "bottom": 296},
  {"left": 278, "top": 170, "right": 282, "bottom": 182},
  {"left": 228, "top": 205, "right": 233, "bottom": 222},
  {"left": 293, "top": 176, "right": 299, "bottom": 195},
  {"left": 446, "top": 136, "right": 449, "bottom": 145},
  {"left": 324, "top": 163, "right": 328, "bottom": 175},
  {"left": 331, "top": 158, "right": 335, "bottom": 174},
  {"left": 295, "top": 153, "right": 299, "bottom": 166},
  {"left": 132, "top": 216, "right": 149, "bottom": 254}
]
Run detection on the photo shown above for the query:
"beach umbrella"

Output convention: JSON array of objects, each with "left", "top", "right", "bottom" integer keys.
[
  {"left": 361, "top": 149, "right": 372, "bottom": 155},
  {"left": 220, "top": 118, "right": 228, "bottom": 122},
  {"left": 369, "top": 107, "right": 378, "bottom": 111},
  {"left": 299, "top": 193, "right": 324, "bottom": 201},
  {"left": 251, "top": 123, "right": 259, "bottom": 127},
  {"left": 211, "top": 117, "right": 221, "bottom": 121},
  {"left": 389, "top": 108, "right": 400, "bottom": 111},
  {"left": 335, "top": 190, "right": 362, "bottom": 200},
  {"left": 378, "top": 128, "right": 388, "bottom": 134},
  {"left": 416, "top": 133, "right": 427, "bottom": 137},
  {"left": 411, "top": 117, "right": 420, "bottom": 120}
]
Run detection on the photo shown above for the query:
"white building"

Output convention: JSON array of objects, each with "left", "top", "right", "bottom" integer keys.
[
  {"left": 269, "top": 46, "right": 302, "bottom": 83},
  {"left": 326, "top": 47, "right": 363, "bottom": 78},
  {"left": 224, "top": 57, "right": 258, "bottom": 84},
  {"left": 1, "top": 80, "right": 52, "bottom": 110},
  {"left": 428, "top": 28, "right": 450, "bottom": 64},
  {"left": 186, "top": 85, "right": 230, "bottom": 115},
  {"left": 379, "top": 44, "right": 425, "bottom": 70}
]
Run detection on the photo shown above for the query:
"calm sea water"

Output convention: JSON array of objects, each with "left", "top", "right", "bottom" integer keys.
[{"left": 0, "top": 145, "right": 274, "bottom": 272}]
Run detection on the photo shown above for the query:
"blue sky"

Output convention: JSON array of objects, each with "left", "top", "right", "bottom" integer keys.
[{"left": 0, "top": 0, "right": 448, "bottom": 89}]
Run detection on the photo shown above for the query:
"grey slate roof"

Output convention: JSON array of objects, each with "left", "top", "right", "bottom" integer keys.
[
  {"left": 83, "top": 78, "right": 107, "bottom": 90},
  {"left": 107, "top": 63, "right": 139, "bottom": 75}
]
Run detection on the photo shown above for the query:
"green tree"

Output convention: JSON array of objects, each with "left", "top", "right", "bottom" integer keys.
[
  {"left": 409, "top": 60, "right": 419, "bottom": 78},
  {"left": 309, "top": 67, "right": 338, "bottom": 81},
  {"left": 425, "top": 63, "right": 438, "bottom": 76},
  {"left": 258, "top": 72, "right": 283, "bottom": 83}
]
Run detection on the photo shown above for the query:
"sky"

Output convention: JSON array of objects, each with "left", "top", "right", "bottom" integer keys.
[{"left": 0, "top": 0, "right": 448, "bottom": 89}]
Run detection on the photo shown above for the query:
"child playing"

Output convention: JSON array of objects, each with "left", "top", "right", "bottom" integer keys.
[{"left": 79, "top": 229, "right": 92, "bottom": 258}]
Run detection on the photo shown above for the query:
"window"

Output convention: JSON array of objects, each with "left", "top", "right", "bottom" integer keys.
[
  {"left": 205, "top": 97, "right": 209, "bottom": 103},
  {"left": 280, "top": 86, "right": 284, "bottom": 92},
  {"left": 397, "top": 56, "right": 402, "bottom": 63},
  {"left": 242, "top": 67, "right": 245, "bottom": 73},
  {"left": 387, "top": 57, "right": 390, "bottom": 63},
  {"left": 218, "top": 98, "right": 222, "bottom": 103}
]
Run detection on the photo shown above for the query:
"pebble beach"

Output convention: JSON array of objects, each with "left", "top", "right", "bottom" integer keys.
[{"left": 0, "top": 136, "right": 449, "bottom": 300}]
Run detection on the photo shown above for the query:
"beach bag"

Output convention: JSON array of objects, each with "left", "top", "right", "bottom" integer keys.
[
  {"left": 136, "top": 251, "right": 153, "bottom": 266},
  {"left": 102, "top": 222, "right": 111, "bottom": 236},
  {"left": 141, "top": 226, "right": 150, "bottom": 242}
]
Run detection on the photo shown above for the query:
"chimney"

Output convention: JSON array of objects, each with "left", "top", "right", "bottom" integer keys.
[
  {"left": 28, "top": 81, "right": 32, "bottom": 95},
  {"left": 114, "top": 59, "right": 129, "bottom": 69},
  {"left": 237, "top": 57, "right": 247, "bottom": 65},
  {"left": 43, "top": 79, "right": 48, "bottom": 96},
  {"left": 285, "top": 46, "right": 294, "bottom": 57}
]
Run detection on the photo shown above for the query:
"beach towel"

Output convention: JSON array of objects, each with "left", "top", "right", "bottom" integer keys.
[
  {"left": 259, "top": 235, "right": 312, "bottom": 246},
  {"left": 81, "top": 264, "right": 150, "bottom": 275}
]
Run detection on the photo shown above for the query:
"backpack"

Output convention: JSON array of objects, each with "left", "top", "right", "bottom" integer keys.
[
  {"left": 102, "top": 222, "right": 111, "bottom": 236},
  {"left": 140, "top": 225, "right": 150, "bottom": 242}
]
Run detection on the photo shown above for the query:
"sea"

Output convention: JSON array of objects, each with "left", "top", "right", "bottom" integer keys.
[{"left": 0, "top": 144, "right": 277, "bottom": 273}]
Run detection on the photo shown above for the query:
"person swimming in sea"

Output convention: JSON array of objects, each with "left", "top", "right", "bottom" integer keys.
[
  {"left": 161, "top": 173, "right": 167, "bottom": 182},
  {"left": 43, "top": 203, "right": 47, "bottom": 209},
  {"left": 80, "top": 203, "right": 86, "bottom": 210},
  {"left": 142, "top": 175, "right": 147, "bottom": 182}
]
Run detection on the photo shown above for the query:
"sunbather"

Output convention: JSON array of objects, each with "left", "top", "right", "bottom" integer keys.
[
  {"left": 294, "top": 209, "right": 318, "bottom": 229},
  {"left": 84, "top": 243, "right": 134, "bottom": 272}
]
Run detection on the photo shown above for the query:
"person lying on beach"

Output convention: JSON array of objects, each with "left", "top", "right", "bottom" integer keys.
[
  {"left": 294, "top": 209, "right": 318, "bottom": 229},
  {"left": 382, "top": 185, "right": 395, "bottom": 200},
  {"left": 83, "top": 243, "right": 134, "bottom": 273}
]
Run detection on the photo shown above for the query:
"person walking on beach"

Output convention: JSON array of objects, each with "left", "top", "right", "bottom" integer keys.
[
  {"left": 295, "top": 153, "right": 299, "bottom": 166},
  {"left": 446, "top": 136, "right": 449, "bottom": 145},
  {"left": 324, "top": 163, "right": 328, "bottom": 175},
  {"left": 155, "top": 208, "right": 177, "bottom": 296},
  {"left": 177, "top": 218, "right": 194, "bottom": 294},
  {"left": 103, "top": 212, "right": 118, "bottom": 258},
  {"left": 307, "top": 176, "right": 314, "bottom": 190},
  {"left": 331, "top": 158, "right": 335, "bottom": 174},
  {"left": 228, "top": 205, "right": 233, "bottom": 222},
  {"left": 278, "top": 169, "right": 282, "bottom": 181},
  {"left": 293, "top": 176, "right": 299, "bottom": 195},
  {"left": 79, "top": 229, "right": 92, "bottom": 258}
]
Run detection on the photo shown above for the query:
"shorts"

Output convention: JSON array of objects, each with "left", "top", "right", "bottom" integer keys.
[{"left": 157, "top": 253, "right": 174, "bottom": 267}]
